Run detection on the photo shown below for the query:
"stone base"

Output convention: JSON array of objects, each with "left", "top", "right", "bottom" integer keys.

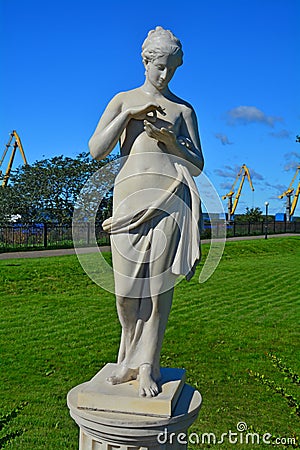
[
  {"left": 78, "top": 426, "right": 188, "bottom": 449},
  {"left": 77, "top": 364, "right": 186, "bottom": 418},
  {"left": 67, "top": 368, "right": 202, "bottom": 450}
]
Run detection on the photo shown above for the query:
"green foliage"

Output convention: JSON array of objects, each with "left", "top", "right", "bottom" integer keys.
[
  {"left": 247, "top": 353, "right": 300, "bottom": 448},
  {"left": 0, "top": 237, "right": 299, "bottom": 449},
  {"left": 248, "top": 369, "right": 300, "bottom": 418},
  {"left": 0, "top": 152, "right": 116, "bottom": 224},
  {"left": 267, "top": 353, "right": 300, "bottom": 386},
  {"left": 236, "top": 206, "right": 263, "bottom": 222},
  {"left": 0, "top": 402, "right": 28, "bottom": 448}
]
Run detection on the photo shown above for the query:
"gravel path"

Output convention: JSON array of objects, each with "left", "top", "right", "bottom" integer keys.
[{"left": 0, "top": 234, "right": 299, "bottom": 260}]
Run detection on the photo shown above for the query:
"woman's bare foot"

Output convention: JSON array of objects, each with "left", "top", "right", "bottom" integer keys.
[
  {"left": 106, "top": 364, "right": 138, "bottom": 385},
  {"left": 138, "top": 363, "right": 160, "bottom": 397}
]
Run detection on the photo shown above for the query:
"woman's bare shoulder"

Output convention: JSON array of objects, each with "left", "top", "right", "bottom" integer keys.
[
  {"left": 170, "top": 92, "right": 193, "bottom": 110},
  {"left": 115, "top": 87, "right": 143, "bottom": 100},
  {"left": 168, "top": 91, "right": 195, "bottom": 113},
  {"left": 104, "top": 88, "right": 141, "bottom": 111}
]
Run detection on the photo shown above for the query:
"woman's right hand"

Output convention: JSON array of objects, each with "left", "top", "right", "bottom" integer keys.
[{"left": 129, "top": 103, "right": 165, "bottom": 122}]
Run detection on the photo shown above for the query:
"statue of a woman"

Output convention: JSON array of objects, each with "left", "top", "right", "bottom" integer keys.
[{"left": 89, "top": 26, "right": 204, "bottom": 398}]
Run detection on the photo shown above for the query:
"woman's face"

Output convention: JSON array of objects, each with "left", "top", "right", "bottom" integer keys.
[{"left": 145, "top": 54, "right": 178, "bottom": 91}]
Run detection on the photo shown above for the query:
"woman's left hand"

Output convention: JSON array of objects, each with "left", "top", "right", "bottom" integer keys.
[{"left": 144, "top": 120, "right": 177, "bottom": 147}]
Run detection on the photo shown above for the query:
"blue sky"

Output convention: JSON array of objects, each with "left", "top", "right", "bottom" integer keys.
[{"left": 1, "top": 0, "right": 299, "bottom": 215}]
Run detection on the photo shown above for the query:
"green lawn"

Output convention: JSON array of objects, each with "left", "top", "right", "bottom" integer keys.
[{"left": 0, "top": 236, "right": 299, "bottom": 449}]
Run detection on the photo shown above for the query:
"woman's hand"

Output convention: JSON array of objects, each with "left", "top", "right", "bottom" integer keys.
[
  {"left": 144, "top": 120, "right": 203, "bottom": 176},
  {"left": 144, "top": 120, "right": 177, "bottom": 146},
  {"left": 129, "top": 103, "right": 165, "bottom": 122}
]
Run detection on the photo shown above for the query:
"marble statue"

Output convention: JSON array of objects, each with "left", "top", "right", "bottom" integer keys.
[{"left": 89, "top": 26, "right": 204, "bottom": 398}]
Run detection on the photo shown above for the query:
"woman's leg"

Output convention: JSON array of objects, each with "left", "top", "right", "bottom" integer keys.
[
  {"left": 107, "top": 295, "right": 140, "bottom": 384},
  {"left": 138, "top": 288, "right": 174, "bottom": 397}
]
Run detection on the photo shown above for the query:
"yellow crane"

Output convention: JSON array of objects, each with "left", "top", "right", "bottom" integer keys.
[
  {"left": 222, "top": 164, "right": 255, "bottom": 221},
  {"left": 278, "top": 164, "right": 300, "bottom": 221},
  {"left": 0, "top": 130, "right": 28, "bottom": 187}
]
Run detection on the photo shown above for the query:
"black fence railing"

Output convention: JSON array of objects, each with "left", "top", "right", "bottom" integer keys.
[
  {"left": 0, "top": 220, "right": 299, "bottom": 253},
  {"left": 0, "top": 223, "right": 110, "bottom": 253},
  {"left": 202, "top": 219, "right": 300, "bottom": 239},
  {"left": 228, "top": 219, "right": 300, "bottom": 237}
]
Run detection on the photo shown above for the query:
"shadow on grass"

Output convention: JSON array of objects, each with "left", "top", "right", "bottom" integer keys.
[{"left": 0, "top": 402, "right": 28, "bottom": 449}]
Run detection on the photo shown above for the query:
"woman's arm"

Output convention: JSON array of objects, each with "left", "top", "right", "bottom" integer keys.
[
  {"left": 143, "top": 105, "right": 204, "bottom": 176},
  {"left": 89, "top": 93, "right": 165, "bottom": 161},
  {"left": 179, "top": 106, "right": 204, "bottom": 175},
  {"left": 89, "top": 93, "right": 128, "bottom": 160}
]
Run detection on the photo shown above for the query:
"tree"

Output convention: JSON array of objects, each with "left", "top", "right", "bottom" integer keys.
[
  {"left": 0, "top": 185, "right": 16, "bottom": 223},
  {"left": 0, "top": 152, "right": 118, "bottom": 224},
  {"left": 245, "top": 207, "right": 263, "bottom": 221},
  {"left": 235, "top": 207, "right": 263, "bottom": 222}
]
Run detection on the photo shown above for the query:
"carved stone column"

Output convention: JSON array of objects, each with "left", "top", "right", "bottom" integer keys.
[{"left": 67, "top": 364, "right": 202, "bottom": 450}]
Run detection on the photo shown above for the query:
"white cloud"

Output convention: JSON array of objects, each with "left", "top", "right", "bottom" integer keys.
[
  {"left": 264, "top": 181, "right": 286, "bottom": 194},
  {"left": 269, "top": 129, "right": 291, "bottom": 139},
  {"left": 214, "top": 133, "right": 233, "bottom": 145},
  {"left": 249, "top": 168, "right": 264, "bottom": 181},
  {"left": 215, "top": 164, "right": 264, "bottom": 181},
  {"left": 220, "top": 181, "right": 234, "bottom": 190},
  {"left": 283, "top": 151, "right": 300, "bottom": 171},
  {"left": 226, "top": 106, "right": 283, "bottom": 127},
  {"left": 215, "top": 165, "right": 238, "bottom": 178}
]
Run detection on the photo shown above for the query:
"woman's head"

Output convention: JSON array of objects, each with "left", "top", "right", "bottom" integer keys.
[{"left": 141, "top": 26, "right": 183, "bottom": 68}]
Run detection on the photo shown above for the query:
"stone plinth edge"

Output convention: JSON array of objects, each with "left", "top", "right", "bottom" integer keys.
[
  {"left": 77, "top": 364, "right": 186, "bottom": 418},
  {"left": 67, "top": 374, "right": 202, "bottom": 450}
]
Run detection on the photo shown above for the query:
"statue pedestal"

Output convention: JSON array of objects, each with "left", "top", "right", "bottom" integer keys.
[{"left": 67, "top": 364, "right": 202, "bottom": 450}]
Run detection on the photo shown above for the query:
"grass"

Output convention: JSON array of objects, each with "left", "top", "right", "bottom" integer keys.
[{"left": 0, "top": 236, "right": 299, "bottom": 449}]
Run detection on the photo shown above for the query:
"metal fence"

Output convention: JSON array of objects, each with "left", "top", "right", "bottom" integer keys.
[
  {"left": 202, "top": 219, "right": 300, "bottom": 239},
  {"left": 0, "top": 223, "right": 110, "bottom": 252},
  {"left": 227, "top": 219, "right": 300, "bottom": 237},
  {"left": 0, "top": 220, "right": 299, "bottom": 253}
]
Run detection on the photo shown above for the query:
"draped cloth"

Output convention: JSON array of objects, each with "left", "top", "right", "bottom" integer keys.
[{"left": 102, "top": 162, "right": 201, "bottom": 299}]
